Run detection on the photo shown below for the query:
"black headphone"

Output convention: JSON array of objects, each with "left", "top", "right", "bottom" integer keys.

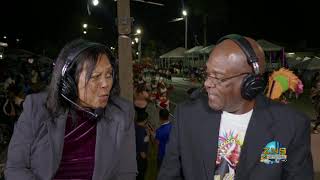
[
  {"left": 59, "top": 40, "right": 116, "bottom": 118},
  {"left": 217, "top": 34, "right": 265, "bottom": 100}
]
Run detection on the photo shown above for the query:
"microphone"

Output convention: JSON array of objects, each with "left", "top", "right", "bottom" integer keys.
[
  {"left": 61, "top": 93, "right": 103, "bottom": 119},
  {"left": 94, "top": 107, "right": 104, "bottom": 118}
]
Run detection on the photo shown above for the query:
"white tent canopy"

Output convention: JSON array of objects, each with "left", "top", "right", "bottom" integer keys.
[
  {"left": 184, "top": 46, "right": 203, "bottom": 56},
  {"left": 160, "top": 47, "right": 186, "bottom": 59},
  {"left": 295, "top": 57, "right": 320, "bottom": 70},
  {"left": 199, "top": 45, "right": 215, "bottom": 55},
  {"left": 159, "top": 47, "right": 186, "bottom": 68}
]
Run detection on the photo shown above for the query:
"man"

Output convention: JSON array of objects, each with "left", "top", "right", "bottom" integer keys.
[
  {"left": 156, "top": 108, "right": 172, "bottom": 169},
  {"left": 158, "top": 34, "right": 313, "bottom": 180}
]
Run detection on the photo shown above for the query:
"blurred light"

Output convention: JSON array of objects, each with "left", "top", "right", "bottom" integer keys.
[
  {"left": 3, "top": 36, "right": 7, "bottom": 39},
  {"left": 110, "top": 46, "right": 115, "bottom": 50},
  {"left": 83, "top": 30, "right": 87, "bottom": 34},
  {"left": 136, "top": 52, "right": 139, "bottom": 55},
  {"left": 92, "top": 0, "right": 99, "bottom": 6},
  {"left": 0, "top": 54, "right": 3, "bottom": 59},
  {"left": 132, "top": 41, "right": 135, "bottom": 45},
  {"left": 136, "top": 28, "right": 142, "bottom": 35},
  {"left": 83, "top": 23, "right": 88, "bottom": 29},
  {"left": 169, "top": 17, "right": 184, "bottom": 22},
  {"left": 0, "top": 42, "right": 8, "bottom": 47},
  {"left": 16, "top": 38, "right": 20, "bottom": 42},
  {"left": 182, "top": 10, "right": 187, "bottom": 16},
  {"left": 134, "top": 37, "right": 139, "bottom": 43},
  {"left": 288, "top": 52, "right": 295, "bottom": 55},
  {"left": 28, "top": 58, "right": 34, "bottom": 64}
]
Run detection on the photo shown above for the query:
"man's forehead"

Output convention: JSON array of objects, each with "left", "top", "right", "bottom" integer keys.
[
  {"left": 205, "top": 61, "right": 226, "bottom": 75},
  {"left": 206, "top": 53, "right": 234, "bottom": 74}
]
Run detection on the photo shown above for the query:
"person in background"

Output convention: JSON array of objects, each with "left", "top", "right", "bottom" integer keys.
[
  {"left": 311, "top": 76, "right": 320, "bottom": 134},
  {"left": 31, "top": 69, "right": 39, "bottom": 84},
  {"left": 135, "top": 111, "right": 150, "bottom": 180},
  {"left": 155, "top": 108, "right": 172, "bottom": 169},
  {"left": 134, "top": 84, "right": 150, "bottom": 117},
  {"left": 3, "top": 73, "right": 15, "bottom": 91}
]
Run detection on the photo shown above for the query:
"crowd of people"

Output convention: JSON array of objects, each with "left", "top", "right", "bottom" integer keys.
[
  {"left": 133, "top": 64, "right": 175, "bottom": 180},
  {"left": 0, "top": 66, "right": 51, "bottom": 179},
  {"left": 0, "top": 68, "right": 49, "bottom": 142}
]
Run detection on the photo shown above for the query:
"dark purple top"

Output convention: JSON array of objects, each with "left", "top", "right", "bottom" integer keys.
[{"left": 54, "top": 109, "right": 97, "bottom": 180}]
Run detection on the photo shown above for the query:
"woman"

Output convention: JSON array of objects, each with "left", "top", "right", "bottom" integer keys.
[{"left": 5, "top": 39, "right": 137, "bottom": 180}]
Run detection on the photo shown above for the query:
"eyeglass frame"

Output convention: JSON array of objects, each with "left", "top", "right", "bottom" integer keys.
[{"left": 205, "top": 72, "right": 252, "bottom": 86}]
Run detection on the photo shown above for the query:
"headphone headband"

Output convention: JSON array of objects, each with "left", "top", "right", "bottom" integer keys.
[
  {"left": 217, "top": 34, "right": 260, "bottom": 75},
  {"left": 61, "top": 42, "right": 108, "bottom": 77},
  {"left": 216, "top": 34, "right": 265, "bottom": 100}
]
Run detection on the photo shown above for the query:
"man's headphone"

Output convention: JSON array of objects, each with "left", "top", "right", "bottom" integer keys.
[
  {"left": 59, "top": 40, "right": 116, "bottom": 118},
  {"left": 217, "top": 34, "right": 265, "bottom": 100}
]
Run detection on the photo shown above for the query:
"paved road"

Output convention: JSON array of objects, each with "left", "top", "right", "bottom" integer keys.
[{"left": 168, "top": 77, "right": 201, "bottom": 104}]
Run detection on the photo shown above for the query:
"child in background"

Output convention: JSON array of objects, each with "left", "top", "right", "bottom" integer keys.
[{"left": 155, "top": 109, "right": 172, "bottom": 169}]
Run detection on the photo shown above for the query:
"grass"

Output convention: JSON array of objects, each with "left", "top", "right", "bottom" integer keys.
[{"left": 286, "top": 89, "right": 317, "bottom": 120}]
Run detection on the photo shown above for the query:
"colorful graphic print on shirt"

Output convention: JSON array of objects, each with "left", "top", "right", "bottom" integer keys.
[{"left": 214, "top": 130, "right": 244, "bottom": 180}]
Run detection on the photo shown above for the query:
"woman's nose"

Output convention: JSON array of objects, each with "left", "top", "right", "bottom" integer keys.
[{"left": 101, "top": 77, "right": 112, "bottom": 89}]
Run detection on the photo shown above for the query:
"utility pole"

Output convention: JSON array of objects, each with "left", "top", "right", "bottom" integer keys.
[
  {"left": 117, "top": 0, "right": 133, "bottom": 101},
  {"left": 182, "top": 10, "right": 188, "bottom": 49},
  {"left": 203, "top": 14, "right": 207, "bottom": 46}
]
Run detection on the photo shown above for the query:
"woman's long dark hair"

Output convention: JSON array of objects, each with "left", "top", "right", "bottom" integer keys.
[{"left": 46, "top": 39, "right": 119, "bottom": 117}]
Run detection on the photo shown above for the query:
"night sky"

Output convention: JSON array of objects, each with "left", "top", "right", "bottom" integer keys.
[{"left": 0, "top": 0, "right": 318, "bottom": 57}]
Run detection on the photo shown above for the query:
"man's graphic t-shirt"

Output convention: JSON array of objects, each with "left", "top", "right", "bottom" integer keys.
[{"left": 214, "top": 110, "right": 253, "bottom": 180}]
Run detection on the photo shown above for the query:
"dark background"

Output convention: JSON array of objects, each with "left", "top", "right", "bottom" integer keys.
[{"left": 0, "top": 0, "right": 318, "bottom": 57}]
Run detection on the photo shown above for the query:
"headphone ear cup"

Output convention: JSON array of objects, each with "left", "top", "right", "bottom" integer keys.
[
  {"left": 61, "top": 74, "right": 78, "bottom": 101},
  {"left": 241, "top": 74, "right": 265, "bottom": 100}
]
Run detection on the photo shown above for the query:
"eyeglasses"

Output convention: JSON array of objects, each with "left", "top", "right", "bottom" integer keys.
[{"left": 205, "top": 72, "right": 251, "bottom": 86}]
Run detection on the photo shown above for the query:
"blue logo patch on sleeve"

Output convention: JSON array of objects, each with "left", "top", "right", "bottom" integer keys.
[{"left": 260, "top": 141, "right": 287, "bottom": 164}]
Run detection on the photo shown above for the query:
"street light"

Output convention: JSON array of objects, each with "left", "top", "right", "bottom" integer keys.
[
  {"left": 134, "top": 37, "right": 139, "bottom": 43},
  {"left": 135, "top": 28, "right": 142, "bottom": 62},
  {"left": 182, "top": 9, "right": 188, "bottom": 49},
  {"left": 83, "top": 23, "right": 88, "bottom": 29},
  {"left": 182, "top": 10, "right": 187, "bottom": 16},
  {"left": 83, "top": 30, "right": 87, "bottom": 34},
  {"left": 92, "top": 0, "right": 99, "bottom": 6},
  {"left": 136, "top": 28, "right": 142, "bottom": 35}
]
